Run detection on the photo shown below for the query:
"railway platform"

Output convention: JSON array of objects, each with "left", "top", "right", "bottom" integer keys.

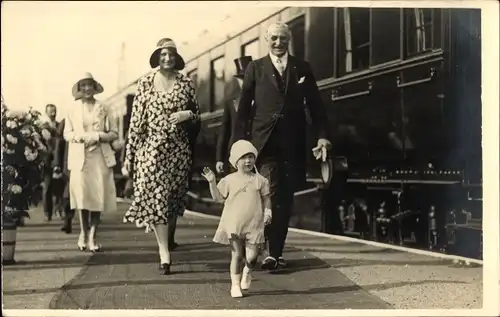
[{"left": 3, "top": 202, "right": 482, "bottom": 312}]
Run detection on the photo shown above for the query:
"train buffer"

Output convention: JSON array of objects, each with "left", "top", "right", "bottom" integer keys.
[{"left": 3, "top": 202, "right": 482, "bottom": 311}]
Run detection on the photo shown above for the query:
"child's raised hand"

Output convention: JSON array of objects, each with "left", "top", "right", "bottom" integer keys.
[{"left": 202, "top": 167, "right": 216, "bottom": 182}]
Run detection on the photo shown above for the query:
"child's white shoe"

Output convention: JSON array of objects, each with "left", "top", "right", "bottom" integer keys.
[
  {"left": 240, "top": 266, "right": 252, "bottom": 290},
  {"left": 230, "top": 285, "right": 243, "bottom": 298},
  {"left": 230, "top": 274, "right": 243, "bottom": 298}
]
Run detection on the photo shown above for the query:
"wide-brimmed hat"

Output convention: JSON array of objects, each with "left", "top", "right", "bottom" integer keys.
[
  {"left": 149, "top": 38, "right": 185, "bottom": 70},
  {"left": 229, "top": 140, "right": 258, "bottom": 168},
  {"left": 234, "top": 56, "right": 253, "bottom": 79},
  {"left": 72, "top": 72, "right": 104, "bottom": 100}
]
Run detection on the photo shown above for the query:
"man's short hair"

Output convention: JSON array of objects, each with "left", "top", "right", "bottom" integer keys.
[
  {"left": 46, "top": 104, "right": 57, "bottom": 111},
  {"left": 266, "top": 22, "right": 292, "bottom": 38}
]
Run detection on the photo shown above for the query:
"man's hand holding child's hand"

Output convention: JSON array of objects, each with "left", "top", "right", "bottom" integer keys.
[{"left": 264, "top": 208, "right": 272, "bottom": 225}]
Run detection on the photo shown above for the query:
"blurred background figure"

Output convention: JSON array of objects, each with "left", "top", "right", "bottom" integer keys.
[
  {"left": 215, "top": 56, "right": 253, "bottom": 174},
  {"left": 41, "top": 104, "right": 65, "bottom": 221},
  {"left": 120, "top": 131, "right": 135, "bottom": 199},
  {"left": 53, "top": 118, "right": 75, "bottom": 233}
]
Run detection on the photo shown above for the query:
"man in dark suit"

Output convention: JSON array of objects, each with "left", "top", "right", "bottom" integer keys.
[
  {"left": 52, "top": 118, "right": 74, "bottom": 233},
  {"left": 41, "top": 104, "right": 65, "bottom": 221},
  {"left": 215, "top": 56, "right": 253, "bottom": 174},
  {"left": 234, "top": 22, "right": 332, "bottom": 270}
]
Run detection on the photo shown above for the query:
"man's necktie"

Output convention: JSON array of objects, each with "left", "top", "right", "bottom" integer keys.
[{"left": 276, "top": 58, "right": 284, "bottom": 77}]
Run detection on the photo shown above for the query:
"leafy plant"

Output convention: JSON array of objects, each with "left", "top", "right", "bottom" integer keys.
[{"left": 1, "top": 96, "right": 50, "bottom": 223}]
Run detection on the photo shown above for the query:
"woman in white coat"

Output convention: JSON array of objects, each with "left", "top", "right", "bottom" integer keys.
[{"left": 64, "top": 72, "right": 118, "bottom": 252}]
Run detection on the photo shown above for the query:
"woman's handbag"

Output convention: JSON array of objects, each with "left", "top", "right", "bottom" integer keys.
[
  {"left": 181, "top": 99, "right": 201, "bottom": 150},
  {"left": 180, "top": 100, "right": 201, "bottom": 190},
  {"left": 123, "top": 178, "right": 134, "bottom": 198}
]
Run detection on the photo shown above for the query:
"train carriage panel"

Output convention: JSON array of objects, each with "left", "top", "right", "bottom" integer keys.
[
  {"left": 307, "top": 8, "right": 334, "bottom": 80},
  {"left": 397, "top": 59, "right": 451, "bottom": 168}
]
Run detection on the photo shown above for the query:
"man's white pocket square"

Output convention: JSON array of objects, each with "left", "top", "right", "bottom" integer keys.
[{"left": 298, "top": 76, "right": 305, "bottom": 84}]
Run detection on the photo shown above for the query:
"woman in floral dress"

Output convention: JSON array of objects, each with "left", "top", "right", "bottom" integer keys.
[{"left": 122, "top": 38, "right": 200, "bottom": 275}]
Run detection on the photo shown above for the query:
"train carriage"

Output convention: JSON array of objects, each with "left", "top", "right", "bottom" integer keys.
[{"left": 107, "top": 7, "right": 482, "bottom": 259}]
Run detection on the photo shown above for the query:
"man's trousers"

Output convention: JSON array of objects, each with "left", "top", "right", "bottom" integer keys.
[{"left": 258, "top": 159, "right": 295, "bottom": 259}]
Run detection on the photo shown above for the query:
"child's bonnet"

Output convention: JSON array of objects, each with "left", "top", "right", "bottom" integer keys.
[{"left": 224, "top": 140, "right": 266, "bottom": 200}]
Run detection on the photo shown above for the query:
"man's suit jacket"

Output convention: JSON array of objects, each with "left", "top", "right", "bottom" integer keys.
[
  {"left": 216, "top": 96, "right": 255, "bottom": 163},
  {"left": 42, "top": 119, "right": 65, "bottom": 171},
  {"left": 234, "top": 54, "right": 329, "bottom": 190},
  {"left": 53, "top": 119, "right": 69, "bottom": 199},
  {"left": 54, "top": 119, "right": 68, "bottom": 173},
  {"left": 216, "top": 100, "right": 237, "bottom": 163}
]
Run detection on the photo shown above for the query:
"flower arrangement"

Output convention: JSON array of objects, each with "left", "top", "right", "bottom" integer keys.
[{"left": 1, "top": 97, "right": 50, "bottom": 224}]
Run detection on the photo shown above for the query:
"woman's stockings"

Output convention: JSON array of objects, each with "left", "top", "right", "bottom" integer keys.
[
  {"left": 77, "top": 209, "right": 90, "bottom": 249},
  {"left": 153, "top": 223, "right": 171, "bottom": 264},
  {"left": 88, "top": 211, "right": 101, "bottom": 249}
]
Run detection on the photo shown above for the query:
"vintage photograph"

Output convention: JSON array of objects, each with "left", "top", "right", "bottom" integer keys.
[{"left": 1, "top": 1, "right": 497, "bottom": 315}]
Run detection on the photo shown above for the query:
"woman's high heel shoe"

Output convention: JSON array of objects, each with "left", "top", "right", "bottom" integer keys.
[
  {"left": 88, "top": 239, "right": 101, "bottom": 253},
  {"left": 77, "top": 242, "right": 87, "bottom": 251},
  {"left": 168, "top": 242, "right": 179, "bottom": 251},
  {"left": 160, "top": 263, "right": 171, "bottom": 275},
  {"left": 77, "top": 245, "right": 87, "bottom": 251},
  {"left": 77, "top": 235, "right": 87, "bottom": 251},
  {"left": 89, "top": 243, "right": 101, "bottom": 253}
]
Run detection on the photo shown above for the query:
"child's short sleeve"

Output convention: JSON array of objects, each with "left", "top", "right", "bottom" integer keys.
[
  {"left": 259, "top": 175, "right": 270, "bottom": 196},
  {"left": 217, "top": 177, "right": 229, "bottom": 199}
]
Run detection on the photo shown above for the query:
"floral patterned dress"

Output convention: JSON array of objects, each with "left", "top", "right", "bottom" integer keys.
[{"left": 123, "top": 71, "right": 200, "bottom": 232}]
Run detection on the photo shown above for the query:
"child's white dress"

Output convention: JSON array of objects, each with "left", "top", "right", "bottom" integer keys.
[{"left": 213, "top": 172, "right": 270, "bottom": 245}]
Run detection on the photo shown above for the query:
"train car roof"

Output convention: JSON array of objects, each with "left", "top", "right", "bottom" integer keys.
[{"left": 104, "top": 6, "right": 286, "bottom": 103}]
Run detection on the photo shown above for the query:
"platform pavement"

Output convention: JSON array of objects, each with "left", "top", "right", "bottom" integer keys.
[{"left": 2, "top": 202, "right": 482, "bottom": 310}]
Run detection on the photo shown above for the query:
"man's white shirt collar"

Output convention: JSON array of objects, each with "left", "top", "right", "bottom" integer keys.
[{"left": 269, "top": 52, "right": 289, "bottom": 71}]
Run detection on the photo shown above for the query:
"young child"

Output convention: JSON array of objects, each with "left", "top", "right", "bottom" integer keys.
[{"left": 202, "top": 140, "right": 272, "bottom": 298}]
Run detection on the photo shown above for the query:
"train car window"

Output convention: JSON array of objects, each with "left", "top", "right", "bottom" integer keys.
[
  {"left": 370, "top": 8, "right": 401, "bottom": 66},
  {"left": 432, "top": 9, "right": 442, "bottom": 49},
  {"left": 187, "top": 68, "right": 199, "bottom": 92},
  {"left": 404, "top": 8, "right": 442, "bottom": 56},
  {"left": 188, "top": 69, "right": 198, "bottom": 84},
  {"left": 288, "top": 15, "right": 306, "bottom": 60},
  {"left": 402, "top": 81, "right": 446, "bottom": 165},
  {"left": 306, "top": 7, "right": 334, "bottom": 80},
  {"left": 210, "top": 56, "right": 225, "bottom": 112},
  {"left": 336, "top": 8, "right": 371, "bottom": 76},
  {"left": 241, "top": 39, "right": 260, "bottom": 59}
]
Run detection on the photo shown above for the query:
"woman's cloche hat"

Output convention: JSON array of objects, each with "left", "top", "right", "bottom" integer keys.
[
  {"left": 229, "top": 140, "right": 258, "bottom": 168},
  {"left": 233, "top": 56, "right": 253, "bottom": 79},
  {"left": 149, "top": 38, "right": 186, "bottom": 70},
  {"left": 72, "top": 72, "right": 104, "bottom": 100}
]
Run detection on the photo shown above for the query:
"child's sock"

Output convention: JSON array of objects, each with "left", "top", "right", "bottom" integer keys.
[
  {"left": 240, "top": 265, "right": 252, "bottom": 290},
  {"left": 230, "top": 274, "right": 243, "bottom": 298}
]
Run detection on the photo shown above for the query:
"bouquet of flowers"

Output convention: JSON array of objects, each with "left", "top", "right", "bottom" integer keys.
[{"left": 1, "top": 97, "right": 50, "bottom": 224}]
